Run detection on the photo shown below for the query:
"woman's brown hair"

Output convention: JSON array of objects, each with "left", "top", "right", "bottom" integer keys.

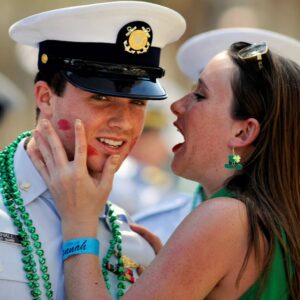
[{"left": 227, "top": 42, "right": 300, "bottom": 299}]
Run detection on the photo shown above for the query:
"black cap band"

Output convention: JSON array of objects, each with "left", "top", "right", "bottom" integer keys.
[{"left": 38, "top": 40, "right": 161, "bottom": 70}]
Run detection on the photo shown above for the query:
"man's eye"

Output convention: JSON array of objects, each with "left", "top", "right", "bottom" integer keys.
[
  {"left": 193, "top": 93, "right": 206, "bottom": 101},
  {"left": 92, "top": 95, "right": 108, "bottom": 101},
  {"left": 131, "top": 99, "right": 146, "bottom": 106}
]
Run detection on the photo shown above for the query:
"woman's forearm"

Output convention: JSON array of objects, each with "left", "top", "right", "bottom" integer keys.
[{"left": 64, "top": 254, "right": 110, "bottom": 300}]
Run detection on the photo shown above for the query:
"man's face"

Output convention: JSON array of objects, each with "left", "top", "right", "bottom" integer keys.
[{"left": 42, "top": 82, "right": 147, "bottom": 174}]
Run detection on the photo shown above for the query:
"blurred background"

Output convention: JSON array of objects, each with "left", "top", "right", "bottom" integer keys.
[{"left": 1, "top": 0, "right": 300, "bottom": 198}]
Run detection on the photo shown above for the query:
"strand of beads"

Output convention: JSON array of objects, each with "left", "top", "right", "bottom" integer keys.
[
  {"left": 102, "top": 201, "right": 127, "bottom": 299},
  {"left": 0, "top": 132, "right": 53, "bottom": 300}
]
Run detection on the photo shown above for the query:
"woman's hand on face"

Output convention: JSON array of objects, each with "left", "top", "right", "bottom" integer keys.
[{"left": 29, "top": 118, "right": 120, "bottom": 239}]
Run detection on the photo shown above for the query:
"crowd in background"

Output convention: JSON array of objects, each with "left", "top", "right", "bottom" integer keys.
[{"left": 1, "top": 0, "right": 300, "bottom": 198}]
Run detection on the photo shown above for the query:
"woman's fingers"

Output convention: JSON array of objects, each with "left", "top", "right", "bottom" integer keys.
[
  {"left": 28, "top": 132, "right": 50, "bottom": 184},
  {"left": 74, "top": 119, "right": 88, "bottom": 171},
  {"left": 32, "top": 118, "right": 118, "bottom": 230},
  {"left": 40, "top": 119, "right": 68, "bottom": 167},
  {"left": 98, "top": 155, "right": 120, "bottom": 196},
  {"left": 33, "top": 126, "right": 55, "bottom": 173},
  {"left": 130, "top": 223, "right": 163, "bottom": 255}
]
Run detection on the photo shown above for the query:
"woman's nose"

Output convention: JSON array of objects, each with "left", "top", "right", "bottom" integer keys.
[{"left": 171, "top": 96, "right": 186, "bottom": 116}]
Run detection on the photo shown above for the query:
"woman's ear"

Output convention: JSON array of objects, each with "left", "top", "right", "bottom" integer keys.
[
  {"left": 229, "top": 118, "right": 260, "bottom": 148},
  {"left": 34, "top": 81, "right": 54, "bottom": 118}
]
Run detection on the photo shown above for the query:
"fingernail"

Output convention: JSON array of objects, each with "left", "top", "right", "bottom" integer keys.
[
  {"left": 75, "top": 119, "right": 82, "bottom": 128},
  {"left": 111, "top": 155, "right": 120, "bottom": 165}
]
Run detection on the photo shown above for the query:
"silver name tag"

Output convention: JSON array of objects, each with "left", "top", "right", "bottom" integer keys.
[{"left": 0, "top": 232, "right": 21, "bottom": 245}]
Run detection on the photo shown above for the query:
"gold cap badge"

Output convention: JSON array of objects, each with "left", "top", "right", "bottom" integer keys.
[{"left": 120, "top": 21, "right": 153, "bottom": 55}]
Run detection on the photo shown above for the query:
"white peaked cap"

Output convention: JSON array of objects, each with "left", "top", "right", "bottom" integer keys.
[
  {"left": 9, "top": 1, "right": 186, "bottom": 49},
  {"left": 8, "top": 1, "right": 186, "bottom": 100},
  {"left": 177, "top": 27, "right": 300, "bottom": 81}
]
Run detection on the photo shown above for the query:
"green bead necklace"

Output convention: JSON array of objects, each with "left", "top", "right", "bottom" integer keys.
[
  {"left": 0, "top": 132, "right": 54, "bottom": 300},
  {"left": 102, "top": 201, "right": 128, "bottom": 299},
  {"left": 0, "top": 132, "right": 131, "bottom": 299}
]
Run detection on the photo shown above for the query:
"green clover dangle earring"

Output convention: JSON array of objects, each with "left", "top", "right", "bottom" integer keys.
[{"left": 224, "top": 147, "right": 243, "bottom": 170}]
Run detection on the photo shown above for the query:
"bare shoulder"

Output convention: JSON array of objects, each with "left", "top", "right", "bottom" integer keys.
[
  {"left": 169, "top": 197, "right": 260, "bottom": 298},
  {"left": 129, "top": 197, "right": 251, "bottom": 299},
  {"left": 178, "top": 196, "right": 249, "bottom": 239},
  {"left": 199, "top": 195, "right": 248, "bottom": 215},
  {"left": 201, "top": 196, "right": 248, "bottom": 223}
]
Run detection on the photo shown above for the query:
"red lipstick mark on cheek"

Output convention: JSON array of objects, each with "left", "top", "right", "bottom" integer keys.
[
  {"left": 87, "top": 145, "right": 98, "bottom": 156},
  {"left": 58, "top": 119, "right": 71, "bottom": 131}
]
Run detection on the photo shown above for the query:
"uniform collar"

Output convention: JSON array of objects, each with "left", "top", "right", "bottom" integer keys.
[{"left": 14, "top": 138, "right": 48, "bottom": 206}]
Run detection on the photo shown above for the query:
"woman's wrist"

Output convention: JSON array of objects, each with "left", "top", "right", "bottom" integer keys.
[{"left": 62, "top": 220, "right": 98, "bottom": 241}]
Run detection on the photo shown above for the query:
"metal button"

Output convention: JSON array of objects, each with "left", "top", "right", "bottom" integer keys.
[{"left": 19, "top": 181, "right": 31, "bottom": 192}]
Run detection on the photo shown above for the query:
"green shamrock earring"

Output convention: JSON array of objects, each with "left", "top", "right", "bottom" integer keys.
[{"left": 224, "top": 147, "right": 243, "bottom": 170}]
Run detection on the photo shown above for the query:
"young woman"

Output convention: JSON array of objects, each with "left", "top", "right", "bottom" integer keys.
[{"left": 31, "top": 41, "right": 300, "bottom": 299}]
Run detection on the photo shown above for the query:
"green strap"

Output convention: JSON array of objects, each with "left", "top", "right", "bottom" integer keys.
[
  {"left": 209, "top": 187, "right": 236, "bottom": 199},
  {"left": 239, "top": 236, "right": 291, "bottom": 300},
  {"left": 207, "top": 187, "right": 292, "bottom": 299}
]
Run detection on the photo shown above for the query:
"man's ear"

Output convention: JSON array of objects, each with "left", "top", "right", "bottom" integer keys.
[
  {"left": 229, "top": 118, "right": 260, "bottom": 148},
  {"left": 34, "top": 81, "right": 54, "bottom": 118}
]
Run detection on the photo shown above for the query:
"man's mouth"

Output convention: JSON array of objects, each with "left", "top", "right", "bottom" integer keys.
[{"left": 97, "top": 137, "right": 125, "bottom": 148}]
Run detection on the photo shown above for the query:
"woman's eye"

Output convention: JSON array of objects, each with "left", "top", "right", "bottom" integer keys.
[{"left": 193, "top": 93, "right": 206, "bottom": 101}]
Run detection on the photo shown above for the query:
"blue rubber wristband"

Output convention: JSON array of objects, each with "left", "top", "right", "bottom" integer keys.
[{"left": 62, "top": 238, "right": 99, "bottom": 261}]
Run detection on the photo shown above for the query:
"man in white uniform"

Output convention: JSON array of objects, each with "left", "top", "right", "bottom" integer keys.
[
  {"left": 134, "top": 27, "right": 300, "bottom": 244},
  {"left": 0, "top": 2, "right": 185, "bottom": 299}
]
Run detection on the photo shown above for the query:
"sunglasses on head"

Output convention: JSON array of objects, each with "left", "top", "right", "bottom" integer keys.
[{"left": 237, "top": 42, "right": 269, "bottom": 69}]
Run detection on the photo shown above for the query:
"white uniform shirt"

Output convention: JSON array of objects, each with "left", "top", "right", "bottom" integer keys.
[
  {"left": 134, "top": 188, "right": 203, "bottom": 244},
  {"left": 0, "top": 139, "right": 155, "bottom": 300},
  {"left": 110, "top": 156, "right": 182, "bottom": 215}
]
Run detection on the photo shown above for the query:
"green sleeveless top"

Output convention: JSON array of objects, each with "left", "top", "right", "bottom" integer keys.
[{"left": 207, "top": 187, "right": 292, "bottom": 299}]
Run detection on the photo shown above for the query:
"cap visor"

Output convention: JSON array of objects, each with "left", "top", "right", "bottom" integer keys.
[{"left": 63, "top": 71, "right": 167, "bottom": 100}]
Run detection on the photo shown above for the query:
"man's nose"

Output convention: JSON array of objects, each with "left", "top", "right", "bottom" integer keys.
[{"left": 108, "top": 103, "right": 133, "bottom": 131}]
